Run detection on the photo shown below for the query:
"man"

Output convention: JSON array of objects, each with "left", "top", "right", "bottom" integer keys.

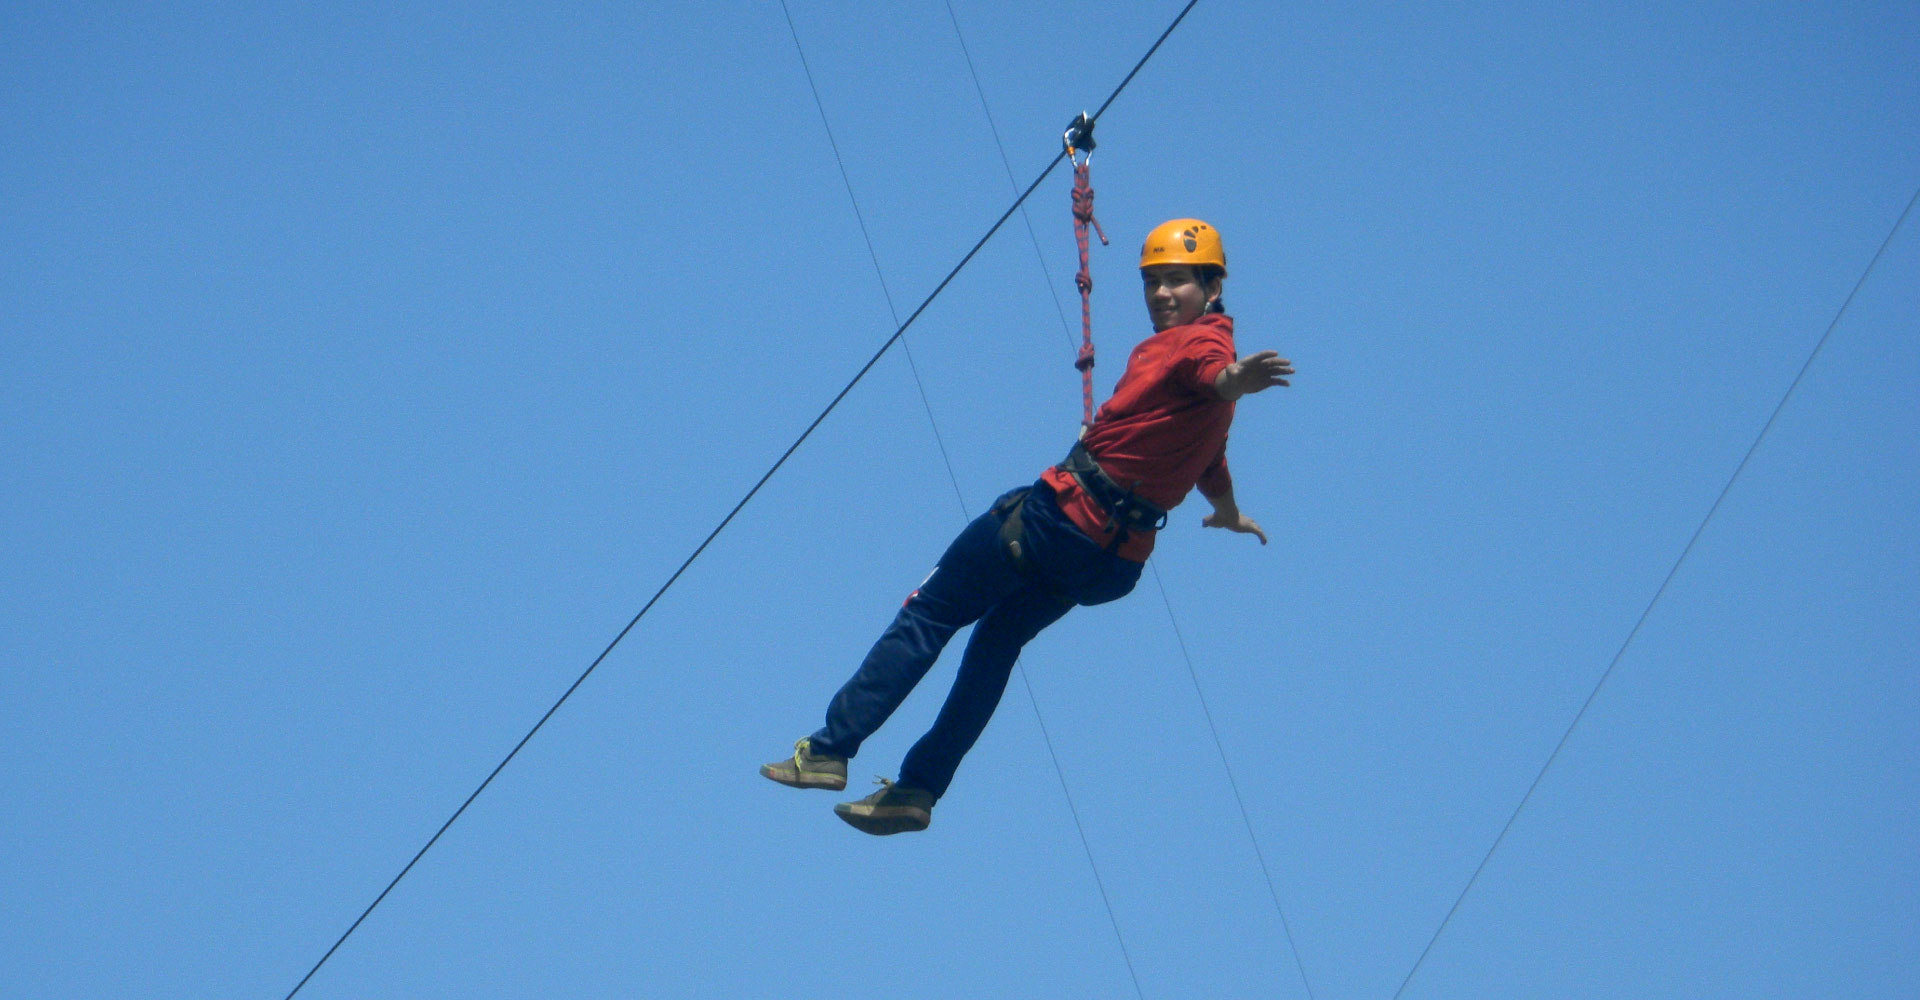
[{"left": 763, "top": 218, "right": 1293, "bottom": 835}]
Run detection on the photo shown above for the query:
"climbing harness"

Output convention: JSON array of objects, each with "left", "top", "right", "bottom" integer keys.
[
  {"left": 1065, "top": 112, "right": 1109, "bottom": 429},
  {"left": 994, "top": 444, "right": 1169, "bottom": 587},
  {"left": 1060, "top": 440, "right": 1169, "bottom": 536}
]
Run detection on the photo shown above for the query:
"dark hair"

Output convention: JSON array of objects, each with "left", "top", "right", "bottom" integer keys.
[{"left": 1198, "top": 265, "right": 1226, "bottom": 314}]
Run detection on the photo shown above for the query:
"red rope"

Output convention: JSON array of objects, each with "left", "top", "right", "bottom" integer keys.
[{"left": 1071, "top": 158, "right": 1107, "bottom": 428}]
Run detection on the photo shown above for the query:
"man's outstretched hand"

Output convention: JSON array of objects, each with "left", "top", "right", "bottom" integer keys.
[
  {"left": 1201, "top": 491, "right": 1269, "bottom": 545},
  {"left": 1202, "top": 510, "right": 1268, "bottom": 544},
  {"left": 1215, "top": 351, "right": 1294, "bottom": 400}
]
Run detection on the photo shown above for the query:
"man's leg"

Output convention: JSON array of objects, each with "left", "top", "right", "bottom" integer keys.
[
  {"left": 895, "top": 584, "right": 1073, "bottom": 801},
  {"left": 808, "top": 497, "right": 1027, "bottom": 759}
]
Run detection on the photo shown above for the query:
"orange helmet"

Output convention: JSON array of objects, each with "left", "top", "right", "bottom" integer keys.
[{"left": 1139, "top": 218, "right": 1226, "bottom": 276}]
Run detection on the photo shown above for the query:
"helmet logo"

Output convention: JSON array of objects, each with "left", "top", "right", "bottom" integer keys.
[{"left": 1180, "top": 224, "right": 1206, "bottom": 252}]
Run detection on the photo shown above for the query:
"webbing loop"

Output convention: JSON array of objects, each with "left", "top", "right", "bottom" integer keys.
[{"left": 1069, "top": 129, "right": 1108, "bottom": 428}]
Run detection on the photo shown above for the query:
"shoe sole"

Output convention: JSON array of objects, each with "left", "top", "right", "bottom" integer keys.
[
  {"left": 834, "top": 804, "right": 930, "bottom": 836},
  {"left": 760, "top": 764, "right": 847, "bottom": 791}
]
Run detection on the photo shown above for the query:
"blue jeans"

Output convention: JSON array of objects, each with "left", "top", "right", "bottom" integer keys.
[{"left": 809, "top": 482, "right": 1142, "bottom": 801}]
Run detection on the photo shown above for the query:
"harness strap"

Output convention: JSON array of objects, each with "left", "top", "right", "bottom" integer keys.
[
  {"left": 992, "top": 488, "right": 1036, "bottom": 574},
  {"left": 992, "top": 488, "right": 1074, "bottom": 608},
  {"left": 1061, "top": 441, "right": 1169, "bottom": 536}
]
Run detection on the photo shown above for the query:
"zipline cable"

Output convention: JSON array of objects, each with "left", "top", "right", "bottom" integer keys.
[
  {"left": 1391, "top": 182, "right": 1920, "bottom": 999},
  {"left": 779, "top": 5, "right": 1145, "bottom": 996},
  {"left": 278, "top": 3, "right": 1205, "bottom": 996},
  {"left": 941, "top": 4, "right": 1314, "bottom": 995}
]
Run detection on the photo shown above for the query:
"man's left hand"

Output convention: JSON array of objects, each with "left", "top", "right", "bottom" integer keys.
[{"left": 1202, "top": 510, "right": 1268, "bottom": 545}]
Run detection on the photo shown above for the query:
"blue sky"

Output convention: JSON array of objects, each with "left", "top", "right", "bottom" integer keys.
[{"left": 4, "top": 2, "right": 1916, "bottom": 998}]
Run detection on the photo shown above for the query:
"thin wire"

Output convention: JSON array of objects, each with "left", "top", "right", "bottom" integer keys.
[
  {"left": 1150, "top": 561, "right": 1317, "bottom": 1000},
  {"left": 779, "top": 0, "right": 967, "bottom": 520},
  {"left": 941, "top": 1, "right": 1308, "bottom": 994},
  {"left": 944, "top": 0, "right": 1316, "bottom": 988},
  {"left": 781, "top": 5, "right": 1164, "bottom": 995},
  {"left": 941, "top": 0, "right": 1079, "bottom": 355},
  {"left": 1012, "top": 664, "right": 1147, "bottom": 999},
  {"left": 1391, "top": 183, "right": 1920, "bottom": 999},
  {"left": 278, "top": 3, "right": 1206, "bottom": 997}
]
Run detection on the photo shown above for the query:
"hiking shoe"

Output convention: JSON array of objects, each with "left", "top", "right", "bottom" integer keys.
[
  {"left": 761, "top": 738, "right": 847, "bottom": 791},
  {"left": 834, "top": 778, "right": 934, "bottom": 836}
]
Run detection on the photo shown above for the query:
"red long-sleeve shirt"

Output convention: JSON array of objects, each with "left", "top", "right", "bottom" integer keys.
[{"left": 1041, "top": 313, "right": 1237, "bottom": 561}]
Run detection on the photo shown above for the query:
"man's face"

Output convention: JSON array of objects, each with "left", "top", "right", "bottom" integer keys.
[{"left": 1141, "top": 265, "right": 1215, "bottom": 331}]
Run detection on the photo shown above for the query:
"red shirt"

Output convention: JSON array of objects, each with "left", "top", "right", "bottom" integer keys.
[{"left": 1041, "top": 313, "right": 1237, "bottom": 561}]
